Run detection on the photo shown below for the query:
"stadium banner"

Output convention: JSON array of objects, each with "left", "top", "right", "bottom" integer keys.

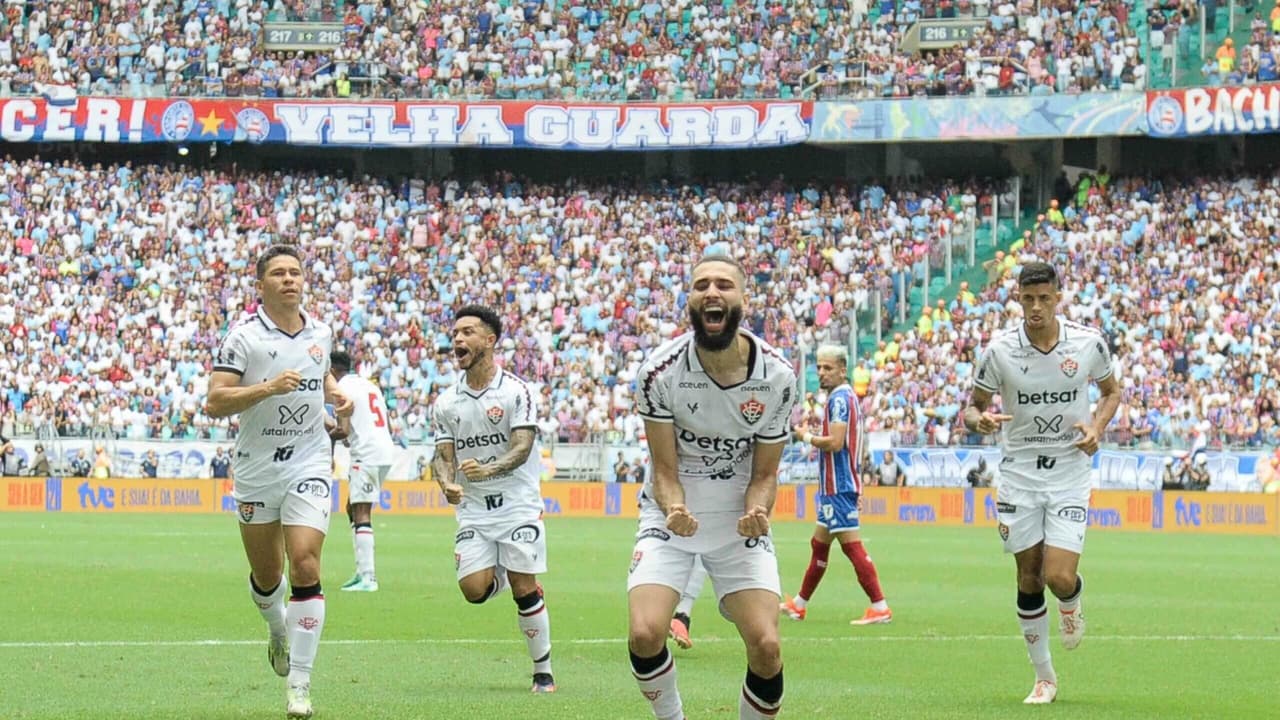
[
  {"left": 61, "top": 478, "right": 220, "bottom": 513},
  {"left": 809, "top": 93, "right": 1145, "bottom": 142},
  {"left": 3, "top": 477, "right": 1276, "bottom": 533},
  {"left": 792, "top": 447, "right": 1269, "bottom": 493},
  {"left": 1146, "top": 84, "right": 1280, "bottom": 137},
  {"left": 0, "top": 97, "right": 812, "bottom": 149},
  {"left": 7, "top": 438, "right": 429, "bottom": 483},
  {"left": 1158, "top": 491, "right": 1278, "bottom": 535}
]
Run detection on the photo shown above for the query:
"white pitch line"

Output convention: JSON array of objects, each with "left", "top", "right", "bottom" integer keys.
[{"left": 0, "top": 635, "right": 1275, "bottom": 649}]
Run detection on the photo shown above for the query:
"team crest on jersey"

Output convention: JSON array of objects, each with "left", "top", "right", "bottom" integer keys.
[
  {"left": 1059, "top": 357, "right": 1079, "bottom": 378},
  {"left": 740, "top": 397, "right": 766, "bottom": 425},
  {"left": 486, "top": 405, "right": 505, "bottom": 425},
  {"left": 308, "top": 345, "right": 324, "bottom": 364}
]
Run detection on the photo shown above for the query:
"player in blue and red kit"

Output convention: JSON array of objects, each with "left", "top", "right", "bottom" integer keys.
[{"left": 782, "top": 345, "right": 892, "bottom": 626}]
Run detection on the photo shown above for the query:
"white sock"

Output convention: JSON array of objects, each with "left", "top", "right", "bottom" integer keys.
[
  {"left": 1018, "top": 599, "right": 1056, "bottom": 684},
  {"left": 1057, "top": 575, "right": 1083, "bottom": 613},
  {"left": 287, "top": 589, "right": 326, "bottom": 687},
  {"left": 871, "top": 599, "right": 889, "bottom": 611},
  {"left": 354, "top": 525, "right": 375, "bottom": 579},
  {"left": 675, "top": 561, "right": 708, "bottom": 617},
  {"left": 793, "top": 595, "right": 808, "bottom": 610},
  {"left": 249, "top": 574, "right": 287, "bottom": 638},
  {"left": 632, "top": 647, "right": 683, "bottom": 720},
  {"left": 516, "top": 592, "right": 552, "bottom": 675}
]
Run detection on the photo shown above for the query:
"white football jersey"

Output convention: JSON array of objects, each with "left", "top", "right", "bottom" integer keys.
[
  {"left": 337, "top": 373, "right": 396, "bottom": 467},
  {"left": 431, "top": 370, "right": 543, "bottom": 525},
  {"left": 214, "top": 307, "right": 334, "bottom": 491},
  {"left": 635, "top": 330, "right": 797, "bottom": 515},
  {"left": 974, "top": 317, "right": 1115, "bottom": 491}
]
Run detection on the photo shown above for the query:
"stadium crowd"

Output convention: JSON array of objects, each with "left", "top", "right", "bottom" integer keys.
[
  {"left": 821, "top": 168, "right": 1280, "bottom": 454},
  {"left": 0, "top": 155, "right": 993, "bottom": 446},
  {"left": 0, "top": 0, "right": 1168, "bottom": 102},
  {"left": 0, "top": 155, "right": 1278, "bottom": 454}
]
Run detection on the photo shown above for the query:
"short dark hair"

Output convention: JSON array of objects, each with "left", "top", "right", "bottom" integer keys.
[
  {"left": 1018, "top": 261, "right": 1059, "bottom": 289},
  {"left": 692, "top": 253, "right": 747, "bottom": 284},
  {"left": 330, "top": 350, "right": 352, "bottom": 372},
  {"left": 255, "top": 244, "right": 304, "bottom": 280},
  {"left": 455, "top": 304, "right": 502, "bottom": 339}
]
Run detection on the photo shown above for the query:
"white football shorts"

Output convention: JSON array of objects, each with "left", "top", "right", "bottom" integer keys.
[
  {"left": 454, "top": 516, "right": 548, "bottom": 581},
  {"left": 627, "top": 505, "right": 781, "bottom": 604},
  {"left": 234, "top": 476, "right": 334, "bottom": 534},
  {"left": 995, "top": 480, "right": 1092, "bottom": 555},
  {"left": 348, "top": 464, "right": 391, "bottom": 505}
]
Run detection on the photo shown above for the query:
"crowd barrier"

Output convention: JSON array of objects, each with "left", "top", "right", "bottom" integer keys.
[{"left": 2, "top": 477, "right": 1274, "bottom": 536}]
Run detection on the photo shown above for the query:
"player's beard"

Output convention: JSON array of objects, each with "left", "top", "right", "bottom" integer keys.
[{"left": 689, "top": 303, "right": 743, "bottom": 352}]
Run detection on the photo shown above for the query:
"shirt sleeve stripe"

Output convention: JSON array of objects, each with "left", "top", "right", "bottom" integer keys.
[
  {"left": 755, "top": 431, "right": 789, "bottom": 442},
  {"left": 639, "top": 412, "right": 674, "bottom": 423},
  {"left": 212, "top": 365, "right": 244, "bottom": 376}
]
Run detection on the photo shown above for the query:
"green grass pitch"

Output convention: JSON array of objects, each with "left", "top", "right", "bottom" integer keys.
[{"left": 0, "top": 513, "right": 1275, "bottom": 719}]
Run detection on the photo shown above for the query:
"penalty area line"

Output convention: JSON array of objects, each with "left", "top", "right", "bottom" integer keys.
[{"left": 0, "top": 635, "right": 1276, "bottom": 649}]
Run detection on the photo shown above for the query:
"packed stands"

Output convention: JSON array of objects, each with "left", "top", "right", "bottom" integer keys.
[
  {"left": 0, "top": 153, "right": 1275, "bottom": 453},
  {"left": 0, "top": 156, "right": 995, "bottom": 445},
  {"left": 13, "top": 0, "right": 1258, "bottom": 101},
  {"left": 809, "top": 170, "right": 1280, "bottom": 452}
]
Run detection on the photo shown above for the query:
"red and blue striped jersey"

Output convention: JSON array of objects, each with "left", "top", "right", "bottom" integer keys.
[{"left": 820, "top": 384, "right": 863, "bottom": 495}]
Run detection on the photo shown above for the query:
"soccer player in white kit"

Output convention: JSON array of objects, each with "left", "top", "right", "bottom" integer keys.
[
  {"left": 329, "top": 350, "right": 396, "bottom": 592},
  {"left": 628, "top": 255, "right": 797, "bottom": 720},
  {"left": 206, "top": 245, "right": 353, "bottom": 720},
  {"left": 427, "top": 305, "right": 556, "bottom": 694},
  {"left": 963, "top": 262, "right": 1121, "bottom": 705}
]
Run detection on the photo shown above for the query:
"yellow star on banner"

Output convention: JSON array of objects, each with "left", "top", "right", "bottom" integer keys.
[{"left": 198, "top": 109, "right": 224, "bottom": 136}]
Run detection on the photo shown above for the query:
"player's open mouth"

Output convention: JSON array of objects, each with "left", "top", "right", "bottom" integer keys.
[
  {"left": 702, "top": 306, "right": 726, "bottom": 332},
  {"left": 455, "top": 348, "right": 471, "bottom": 363}
]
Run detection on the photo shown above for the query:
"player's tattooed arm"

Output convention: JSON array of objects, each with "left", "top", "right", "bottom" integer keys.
[
  {"left": 461, "top": 428, "right": 536, "bottom": 480},
  {"left": 488, "top": 427, "right": 537, "bottom": 475},
  {"left": 431, "top": 442, "right": 458, "bottom": 488},
  {"left": 431, "top": 442, "right": 466, "bottom": 504}
]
